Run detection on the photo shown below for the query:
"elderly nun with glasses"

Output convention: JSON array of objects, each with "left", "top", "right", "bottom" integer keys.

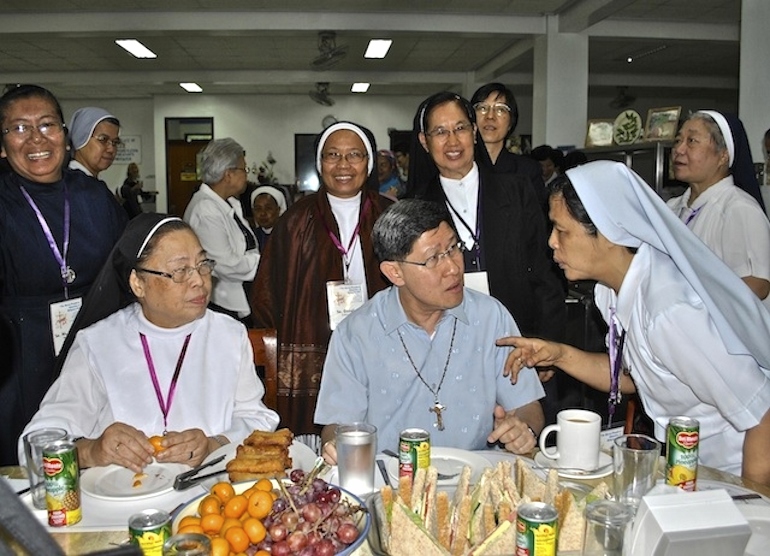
[
  {"left": 20, "top": 213, "right": 279, "bottom": 472},
  {"left": 184, "top": 138, "right": 260, "bottom": 326},
  {"left": 251, "top": 122, "right": 392, "bottom": 439},
  {"left": 68, "top": 106, "right": 122, "bottom": 179},
  {"left": 0, "top": 85, "right": 127, "bottom": 466}
]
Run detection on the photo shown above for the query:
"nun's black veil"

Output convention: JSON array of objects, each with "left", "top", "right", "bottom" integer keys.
[
  {"left": 54, "top": 213, "right": 181, "bottom": 374},
  {"left": 723, "top": 112, "right": 765, "bottom": 213}
]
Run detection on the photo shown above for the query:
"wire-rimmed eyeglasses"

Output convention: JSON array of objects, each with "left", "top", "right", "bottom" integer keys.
[
  {"left": 135, "top": 259, "right": 217, "bottom": 283},
  {"left": 92, "top": 134, "right": 123, "bottom": 149},
  {"left": 230, "top": 166, "right": 251, "bottom": 174},
  {"left": 473, "top": 103, "right": 511, "bottom": 117},
  {"left": 2, "top": 121, "right": 66, "bottom": 138},
  {"left": 397, "top": 241, "right": 465, "bottom": 269},
  {"left": 321, "top": 151, "right": 368, "bottom": 164},
  {"left": 424, "top": 122, "right": 474, "bottom": 142}
]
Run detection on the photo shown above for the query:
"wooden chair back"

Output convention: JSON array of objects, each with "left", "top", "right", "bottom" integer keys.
[{"left": 248, "top": 328, "right": 278, "bottom": 410}]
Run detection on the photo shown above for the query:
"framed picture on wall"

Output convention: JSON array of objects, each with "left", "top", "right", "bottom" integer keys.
[
  {"left": 585, "top": 119, "right": 614, "bottom": 148},
  {"left": 644, "top": 107, "right": 682, "bottom": 141}
]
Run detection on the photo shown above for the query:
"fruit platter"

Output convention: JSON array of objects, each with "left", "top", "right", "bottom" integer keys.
[{"left": 172, "top": 468, "right": 371, "bottom": 556}]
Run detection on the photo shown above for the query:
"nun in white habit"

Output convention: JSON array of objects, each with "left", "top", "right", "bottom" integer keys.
[{"left": 501, "top": 160, "right": 770, "bottom": 485}]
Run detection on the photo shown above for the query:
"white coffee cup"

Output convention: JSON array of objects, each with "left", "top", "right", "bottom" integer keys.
[{"left": 538, "top": 409, "right": 601, "bottom": 469}]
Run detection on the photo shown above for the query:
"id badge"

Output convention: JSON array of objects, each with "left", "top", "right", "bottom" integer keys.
[
  {"left": 326, "top": 280, "right": 365, "bottom": 330},
  {"left": 50, "top": 297, "right": 83, "bottom": 356},
  {"left": 464, "top": 271, "right": 490, "bottom": 295}
]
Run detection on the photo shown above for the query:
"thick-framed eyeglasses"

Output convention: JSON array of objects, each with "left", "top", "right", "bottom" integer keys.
[
  {"left": 321, "top": 151, "right": 368, "bottom": 164},
  {"left": 229, "top": 166, "right": 250, "bottom": 174},
  {"left": 135, "top": 259, "right": 217, "bottom": 283},
  {"left": 424, "top": 122, "right": 474, "bottom": 141},
  {"left": 473, "top": 103, "right": 511, "bottom": 117},
  {"left": 2, "top": 121, "right": 66, "bottom": 138},
  {"left": 92, "top": 134, "right": 123, "bottom": 149},
  {"left": 397, "top": 241, "right": 465, "bottom": 269}
]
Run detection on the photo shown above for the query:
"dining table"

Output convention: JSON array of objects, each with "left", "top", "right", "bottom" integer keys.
[{"left": 3, "top": 449, "right": 770, "bottom": 555}]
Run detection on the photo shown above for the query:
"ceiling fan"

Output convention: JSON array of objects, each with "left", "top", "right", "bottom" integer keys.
[
  {"left": 309, "top": 82, "right": 335, "bottom": 106},
  {"left": 311, "top": 31, "right": 348, "bottom": 70},
  {"left": 610, "top": 86, "right": 636, "bottom": 109}
]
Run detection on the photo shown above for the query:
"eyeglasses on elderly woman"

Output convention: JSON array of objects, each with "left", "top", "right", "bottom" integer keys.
[
  {"left": 2, "top": 121, "right": 66, "bottom": 138},
  {"left": 321, "top": 151, "right": 368, "bottom": 164},
  {"left": 91, "top": 134, "right": 123, "bottom": 149},
  {"left": 135, "top": 259, "right": 217, "bottom": 283}
]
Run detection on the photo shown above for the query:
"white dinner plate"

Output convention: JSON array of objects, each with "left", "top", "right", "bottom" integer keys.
[
  {"left": 696, "top": 479, "right": 770, "bottom": 506},
  {"left": 386, "top": 447, "right": 492, "bottom": 487},
  {"left": 80, "top": 462, "right": 189, "bottom": 501},
  {"left": 738, "top": 505, "right": 770, "bottom": 556},
  {"left": 197, "top": 439, "right": 319, "bottom": 490},
  {"left": 534, "top": 451, "right": 613, "bottom": 480}
]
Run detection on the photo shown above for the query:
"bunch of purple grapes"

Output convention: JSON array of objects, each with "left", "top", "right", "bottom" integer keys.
[{"left": 255, "top": 469, "right": 365, "bottom": 556}]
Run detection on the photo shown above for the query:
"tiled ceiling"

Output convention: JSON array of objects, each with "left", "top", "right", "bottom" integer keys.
[{"left": 0, "top": 0, "right": 741, "bottom": 101}]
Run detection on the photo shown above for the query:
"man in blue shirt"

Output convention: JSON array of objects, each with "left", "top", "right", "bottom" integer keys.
[{"left": 315, "top": 199, "right": 544, "bottom": 460}]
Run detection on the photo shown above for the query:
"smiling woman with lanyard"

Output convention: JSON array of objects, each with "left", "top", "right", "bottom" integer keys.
[
  {"left": 251, "top": 122, "right": 391, "bottom": 438},
  {"left": 0, "top": 85, "right": 126, "bottom": 466}
]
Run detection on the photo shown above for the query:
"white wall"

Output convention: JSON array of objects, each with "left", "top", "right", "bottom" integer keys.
[{"left": 61, "top": 91, "right": 738, "bottom": 213}]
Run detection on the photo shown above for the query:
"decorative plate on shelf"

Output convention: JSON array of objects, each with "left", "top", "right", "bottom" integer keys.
[{"left": 613, "top": 110, "right": 643, "bottom": 145}]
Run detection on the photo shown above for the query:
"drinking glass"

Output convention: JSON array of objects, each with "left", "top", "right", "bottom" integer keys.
[
  {"left": 582, "top": 500, "right": 634, "bottom": 555},
  {"left": 23, "top": 427, "right": 69, "bottom": 509},
  {"left": 335, "top": 423, "right": 377, "bottom": 497},
  {"left": 613, "top": 433, "right": 661, "bottom": 512}
]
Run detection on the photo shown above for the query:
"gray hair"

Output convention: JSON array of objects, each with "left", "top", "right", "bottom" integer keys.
[
  {"left": 373, "top": 199, "right": 456, "bottom": 261},
  {"left": 200, "top": 138, "right": 245, "bottom": 184},
  {"left": 685, "top": 112, "right": 728, "bottom": 154}
]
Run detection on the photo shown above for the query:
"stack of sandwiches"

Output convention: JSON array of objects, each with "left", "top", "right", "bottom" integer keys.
[
  {"left": 225, "top": 428, "right": 294, "bottom": 481},
  {"left": 377, "top": 458, "right": 609, "bottom": 555}
]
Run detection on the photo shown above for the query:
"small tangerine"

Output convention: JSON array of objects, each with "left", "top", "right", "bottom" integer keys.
[
  {"left": 177, "top": 523, "right": 204, "bottom": 535},
  {"left": 224, "top": 526, "right": 250, "bottom": 553},
  {"left": 243, "top": 517, "right": 267, "bottom": 544},
  {"left": 254, "top": 478, "right": 273, "bottom": 492},
  {"left": 177, "top": 515, "right": 201, "bottom": 530},
  {"left": 223, "top": 494, "right": 248, "bottom": 519},
  {"left": 219, "top": 517, "right": 243, "bottom": 536},
  {"left": 148, "top": 435, "right": 165, "bottom": 455},
  {"left": 198, "top": 494, "right": 223, "bottom": 516},
  {"left": 255, "top": 551, "right": 271, "bottom": 556},
  {"left": 210, "top": 481, "right": 235, "bottom": 504},
  {"left": 246, "top": 490, "right": 273, "bottom": 519},
  {"left": 200, "top": 513, "right": 225, "bottom": 533},
  {"left": 209, "top": 537, "right": 230, "bottom": 556}
]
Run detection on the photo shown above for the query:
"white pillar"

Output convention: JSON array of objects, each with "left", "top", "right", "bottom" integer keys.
[
  {"left": 532, "top": 15, "right": 589, "bottom": 149},
  {"left": 739, "top": 0, "right": 770, "bottom": 166}
]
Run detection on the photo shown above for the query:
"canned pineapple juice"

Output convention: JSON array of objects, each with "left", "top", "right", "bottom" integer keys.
[
  {"left": 666, "top": 416, "right": 699, "bottom": 491},
  {"left": 130, "top": 509, "right": 172, "bottom": 556},
  {"left": 398, "top": 428, "right": 430, "bottom": 481},
  {"left": 43, "top": 439, "right": 81, "bottom": 527},
  {"left": 516, "top": 501, "right": 558, "bottom": 556}
]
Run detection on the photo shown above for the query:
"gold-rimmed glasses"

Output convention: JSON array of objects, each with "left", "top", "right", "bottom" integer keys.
[
  {"left": 424, "top": 122, "right": 474, "bottom": 142},
  {"left": 473, "top": 103, "right": 511, "bottom": 117},
  {"left": 135, "top": 259, "right": 217, "bottom": 284},
  {"left": 2, "top": 121, "right": 66, "bottom": 138},
  {"left": 397, "top": 241, "right": 465, "bottom": 269}
]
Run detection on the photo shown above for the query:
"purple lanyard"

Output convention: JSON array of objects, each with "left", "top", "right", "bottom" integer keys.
[
  {"left": 608, "top": 307, "right": 626, "bottom": 423},
  {"left": 320, "top": 197, "right": 371, "bottom": 276},
  {"left": 140, "top": 333, "right": 192, "bottom": 432},
  {"left": 683, "top": 205, "right": 703, "bottom": 226},
  {"left": 19, "top": 183, "right": 73, "bottom": 297}
]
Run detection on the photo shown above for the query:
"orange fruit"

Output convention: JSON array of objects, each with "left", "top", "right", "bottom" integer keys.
[
  {"left": 210, "top": 537, "right": 230, "bottom": 556},
  {"left": 211, "top": 481, "right": 235, "bottom": 504},
  {"left": 254, "top": 478, "right": 273, "bottom": 492},
  {"left": 200, "top": 513, "right": 225, "bottom": 533},
  {"left": 219, "top": 517, "right": 242, "bottom": 536},
  {"left": 223, "top": 494, "right": 248, "bottom": 519},
  {"left": 148, "top": 435, "right": 165, "bottom": 455},
  {"left": 224, "top": 526, "right": 250, "bottom": 553},
  {"left": 255, "top": 551, "right": 271, "bottom": 556},
  {"left": 177, "top": 523, "right": 204, "bottom": 535},
  {"left": 241, "top": 486, "right": 257, "bottom": 500},
  {"left": 243, "top": 517, "right": 267, "bottom": 544},
  {"left": 177, "top": 515, "right": 201, "bottom": 530},
  {"left": 199, "top": 494, "right": 223, "bottom": 516},
  {"left": 247, "top": 490, "right": 273, "bottom": 520}
]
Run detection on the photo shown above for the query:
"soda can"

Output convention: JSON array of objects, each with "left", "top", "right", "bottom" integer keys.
[
  {"left": 398, "top": 428, "right": 430, "bottom": 481},
  {"left": 129, "top": 509, "right": 172, "bottom": 556},
  {"left": 43, "top": 439, "right": 81, "bottom": 527},
  {"left": 666, "top": 416, "right": 699, "bottom": 491},
  {"left": 515, "top": 501, "right": 558, "bottom": 556}
]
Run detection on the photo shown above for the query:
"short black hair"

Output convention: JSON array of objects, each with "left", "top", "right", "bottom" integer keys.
[
  {"left": 417, "top": 91, "right": 475, "bottom": 134},
  {"left": 470, "top": 82, "right": 519, "bottom": 136},
  {"left": 0, "top": 84, "right": 66, "bottom": 148},
  {"left": 373, "top": 199, "right": 457, "bottom": 261}
]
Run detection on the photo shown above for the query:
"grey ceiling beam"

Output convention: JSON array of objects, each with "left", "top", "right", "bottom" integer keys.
[
  {"left": 474, "top": 39, "right": 535, "bottom": 83},
  {"left": 558, "top": 0, "right": 637, "bottom": 33},
  {"left": 588, "top": 19, "right": 738, "bottom": 41}
]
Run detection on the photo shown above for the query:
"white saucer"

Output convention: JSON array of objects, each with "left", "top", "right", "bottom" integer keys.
[{"left": 534, "top": 451, "right": 613, "bottom": 479}]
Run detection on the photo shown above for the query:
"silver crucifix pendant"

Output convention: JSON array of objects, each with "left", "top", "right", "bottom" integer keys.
[{"left": 429, "top": 402, "right": 446, "bottom": 431}]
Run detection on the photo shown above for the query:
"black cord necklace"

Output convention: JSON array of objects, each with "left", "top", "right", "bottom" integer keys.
[{"left": 397, "top": 317, "right": 457, "bottom": 431}]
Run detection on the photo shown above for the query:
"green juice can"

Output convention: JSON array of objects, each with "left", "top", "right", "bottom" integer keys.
[
  {"left": 515, "top": 501, "right": 558, "bottom": 556},
  {"left": 398, "top": 428, "right": 430, "bottom": 482},
  {"left": 43, "top": 439, "right": 82, "bottom": 527},
  {"left": 129, "top": 509, "right": 172, "bottom": 556},
  {"left": 666, "top": 416, "right": 699, "bottom": 491}
]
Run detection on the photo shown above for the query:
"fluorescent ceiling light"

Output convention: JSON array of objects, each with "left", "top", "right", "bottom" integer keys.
[
  {"left": 364, "top": 39, "right": 392, "bottom": 59},
  {"left": 351, "top": 83, "right": 370, "bottom": 93},
  {"left": 180, "top": 82, "right": 203, "bottom": 93},
  {"left": 115, "top": 39, "right": 157, "bottom": 59}
]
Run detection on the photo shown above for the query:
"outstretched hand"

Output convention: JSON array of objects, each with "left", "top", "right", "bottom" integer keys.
[{"left": 497, "top": 336, "right": 564, "bottom": 385}]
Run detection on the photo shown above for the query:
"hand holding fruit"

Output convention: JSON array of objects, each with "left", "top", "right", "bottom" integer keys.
[
  {"left": 153, "top": 428, "right": 211, "bottom": 467},
  {"left": 77, "top": 422, "right": 154, "bottom": 472}
]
